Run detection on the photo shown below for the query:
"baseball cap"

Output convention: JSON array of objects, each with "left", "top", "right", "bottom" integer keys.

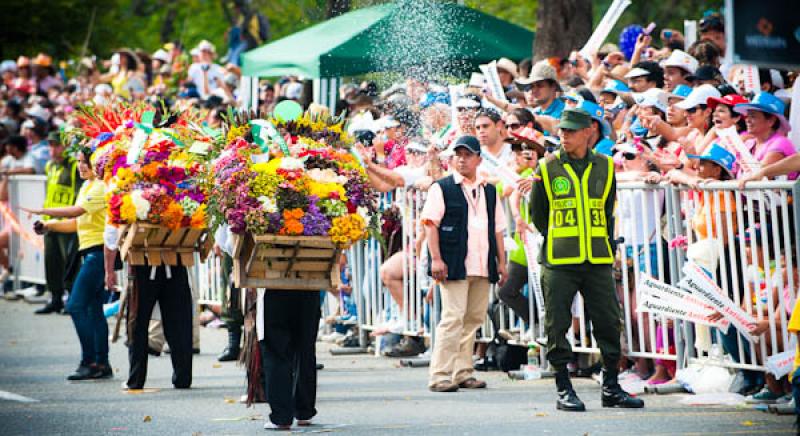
[
  {"left": 706, "top": 93, "right": 748, "bottom": 111},
  {"left": 576, "top": 100, "right": 610, "bottom": 137},
  {"left": 601, "top": 79, "right": 630, "bottom": 95},
  {"left": 662, "top": 50, "right": 699, "bottom": 74},
  {"left": 557, "top": 109, "right": 592, "bottom": 131},
  {"left": 676, "top": 84, "right": 721, "bottom": 110},
  {"left": 669, "top": 84, "right": 693, "bottom": 100},
  {"left": 452, "top": 135, "right": 481, "bottom": 155},
  {"left": 633, "top": 88, "right": 669, "bottom": 113},
  {"left": 686, "top": 143, "right": 736, "bottom": 177},
  {"left": 624, "top": 67, "right": 651, "bottom": 79}
]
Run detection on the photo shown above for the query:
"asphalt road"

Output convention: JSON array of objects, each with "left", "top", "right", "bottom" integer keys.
[{"left": 0, "top": 298, "right": 794, "bottom": 435}]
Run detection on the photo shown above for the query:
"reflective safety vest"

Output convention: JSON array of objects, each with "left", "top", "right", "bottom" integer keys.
[
  {"left": 539, "top": 150, "right": 614, "bottom": 265},
  {"left": 43, "top": 159, "right": 79, "bottom": 220}
]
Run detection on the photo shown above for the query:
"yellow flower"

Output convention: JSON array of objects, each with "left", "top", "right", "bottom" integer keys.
[
  {"left": 115, "top": 167, "right": 135, "bottom": 190},
  {"left": 252, "top": 158, "right": 282, "bottom": 175},
  {"left": 119, "top": 195, "right": 137, "bottom": 223}
]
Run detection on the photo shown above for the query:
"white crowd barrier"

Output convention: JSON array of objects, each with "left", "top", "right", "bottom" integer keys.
[
  {"left": 345, "top": 179, "right": 799, "bottom": 376},
  {"left": 7, "top": 175, "right": 47, "bottom": 286}
]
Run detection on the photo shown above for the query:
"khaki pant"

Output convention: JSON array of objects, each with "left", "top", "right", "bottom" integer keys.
[
  {"left": 148, "top": 311, "right": 201, "bottom": 351},
  {"left": 428, "top": 276, "right": 490, "bottom": 387}
]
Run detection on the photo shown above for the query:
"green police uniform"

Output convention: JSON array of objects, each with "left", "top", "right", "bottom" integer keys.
[
  {"left": 42, "top": 158, "right": 82, "bottom": 309},
  {"left": 530, "top": 125, "right": 620, "bottom": 371},
  {"left": 530, "top": 108, "right": 642, "bottom": 411}
]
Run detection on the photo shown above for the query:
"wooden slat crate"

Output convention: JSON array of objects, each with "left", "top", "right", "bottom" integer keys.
[
  {"left": 232, "top": 233, "right": 341, "bottom": 291},
  {"left": 118, "top": 223, "right": 212, "bottom": 266}
]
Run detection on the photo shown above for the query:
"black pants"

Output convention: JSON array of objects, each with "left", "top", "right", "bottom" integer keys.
[
  {"left": 261, "top": 290, "right": 321, "bottom": 426},
  {"left": 44, "top": 232, "right": 78, "bottom": 306},
  {"left": 495, "top": 261, "right": 532, "bottom": 324},
  {"left": 127, "top": 265, "right": 193, "bottom": 389},
  {"left": 220, "top": 255, "right": 243, "bottom": 327}
]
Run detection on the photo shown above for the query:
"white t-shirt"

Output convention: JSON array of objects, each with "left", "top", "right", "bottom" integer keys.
[
  {"left": 187, "top": 63, "right": 226, "bottom": 99},
  {"left": 0, "top": 154, "right": 35, "bottom": 171},
  {"left": 393, "top": 165, "right": 427, "bottom": 188},
  {"left": 478, "top": 142, "right": 515, "bottom": 177},
  {"left": 619, "top": 189, "right": 665, "bottom": 246}
]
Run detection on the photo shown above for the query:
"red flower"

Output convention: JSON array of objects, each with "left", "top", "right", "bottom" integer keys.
[{"left": 346, "top": 201, "right": 357, "bottom": 213}]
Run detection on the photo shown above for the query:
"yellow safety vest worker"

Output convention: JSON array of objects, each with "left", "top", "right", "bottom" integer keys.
[
  {"left": 43, "top": 159, "right": 80, "bottom": 220},
  {"left": 539, "top": 150, "right": 614, "bottom": 265}
]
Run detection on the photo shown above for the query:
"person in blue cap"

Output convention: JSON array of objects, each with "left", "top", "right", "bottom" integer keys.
[
  {"left": 666, "top": 143, "right": 737, "bottom": 186},
  {"left": 576, "top": 100, "right": 615, "bottom": 156},
  {"left": 734, "top": 92, "right": 798, "bottom": 180},
  {"left": 598, "top": 79, "right": 630, "bottom": 107}
]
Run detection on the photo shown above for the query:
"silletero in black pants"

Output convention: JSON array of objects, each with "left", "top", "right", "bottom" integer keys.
[
  {"left": 261, "top": 290, "right": 321, "bottom": 426},
  {"left": 127, "top": 265, "right": 193, "bottom": 389}
]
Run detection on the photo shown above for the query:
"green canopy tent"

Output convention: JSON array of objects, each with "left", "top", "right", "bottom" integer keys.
[{"left": 241, "top": 2, "right": 534, "bottom": 79}]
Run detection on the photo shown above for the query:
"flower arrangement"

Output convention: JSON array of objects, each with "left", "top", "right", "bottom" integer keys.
[
  {"left": 68, "top": 102, "right": 212, "bottom": 230},
  {"left": 207, "top": 111, "right": 379, "bottom": 248}
]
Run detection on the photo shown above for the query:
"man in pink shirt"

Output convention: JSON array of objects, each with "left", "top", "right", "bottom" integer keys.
[{"left": 421, "top": 135, "right": 508, "bottom": 393}]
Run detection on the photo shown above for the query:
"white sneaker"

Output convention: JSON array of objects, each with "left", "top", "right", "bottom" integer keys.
[
  {"left": 14, "top": 286, "right": 39, "bottom": 298},
  {"left": 263, "top": 421, "right": 291, "bottom": 431}
]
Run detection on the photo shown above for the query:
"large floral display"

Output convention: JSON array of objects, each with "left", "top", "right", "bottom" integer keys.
[{"left": 207, "top": 108, "right": 380, "bottom": 248}]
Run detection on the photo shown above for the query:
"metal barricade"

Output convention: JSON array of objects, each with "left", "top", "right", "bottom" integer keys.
[
  {"left": 7, "top": 175, "right": 47, "bottom": 286},
  {"left": 668, "top": 179, "right": 799, "bottom": 373}
]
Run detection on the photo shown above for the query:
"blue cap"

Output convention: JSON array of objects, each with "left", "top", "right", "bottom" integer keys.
[
  {"left": 419, "top": 92, "right": 450, "bottom": 109},
  {"left": 601, "top": 80, "right": 630, "bottom": 95},
  {"left": 576, "top": 100, "right": 611, "bottom": 138},
  {"left": 734, "top": 92, "right": 789, "bottom": 132},
  {"left": 686, "top": 143, "right": 736, "bottom": 176},
  {"left": 562, "top": 91, "right": 581, "bottom": 103},
  {"left": 670, "top": 84, "right": 692, "bottom": 100}
]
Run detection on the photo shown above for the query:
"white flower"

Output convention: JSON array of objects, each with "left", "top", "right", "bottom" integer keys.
[
  {"left": 279, "top": 157, "right": 305, "bottom": 171},
  {"left": 130, "top": 190, "right": 151, "bottom": 220},
  {"left": 307, "top": 168, "right": 346, "bottom": 185},
  {"left": 258, "top": 196, "right": 278, "bottom": 213},
  {"left": 357, "top": 206, "right": 371, "bottom": 223}
]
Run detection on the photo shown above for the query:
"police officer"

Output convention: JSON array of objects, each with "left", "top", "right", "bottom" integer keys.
[
  {"left": 36, "top": 132, "right": 81, "bottom": 314},
  {"left": 530, "top": 109, "right": 643, "bottom": 411}
]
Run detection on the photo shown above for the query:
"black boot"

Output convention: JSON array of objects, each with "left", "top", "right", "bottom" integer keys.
[
  {"left": 35, "top": 302, "right": 63, "bottom": 315},
  {"left": 601, "top": 367, "right": 644, "bottom": 408},
  {"left": 555, "top": 368, "right": 585, "bottom": 411},
  {"left": 217, "top": 324, "right": 241, "bottom": 362}
]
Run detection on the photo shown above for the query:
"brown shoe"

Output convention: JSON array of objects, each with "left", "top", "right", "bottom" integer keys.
[
  {"left": 429, "top": 381, "right": 459, "bottom": 392},
  {"left": 458, "top": 378, "right": 487, "bottom": 389}
]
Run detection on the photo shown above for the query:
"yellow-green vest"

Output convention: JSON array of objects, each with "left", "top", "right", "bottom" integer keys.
[
  {"left": 539, "top": 150, "right": 614, "bottom": 265},
  {"left": 43, "top": 159, "right": 79, "bottom": 220}
]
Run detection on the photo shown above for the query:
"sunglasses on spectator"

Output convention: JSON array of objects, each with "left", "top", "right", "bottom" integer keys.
[
  {"left": 623, "top": 152, "right": 638, "bottom": 160},
  {"left": 457, "top": 107, "right": 476, "bottom": 113},
  {"left": 517, "top": 83, "right": 533, "bottom": 92},
  {"left": 686, "top": 104, "right": 707, "bottom": 114},
  {"left": 507, "top": 122, "right": 522, "bottom": 130}
]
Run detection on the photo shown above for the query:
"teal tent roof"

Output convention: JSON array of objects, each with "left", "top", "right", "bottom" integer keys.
[{"left": 242, "top": 2, "right": 534, "bottom": 78}]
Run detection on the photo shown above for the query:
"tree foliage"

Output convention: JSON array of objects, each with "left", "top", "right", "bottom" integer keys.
[{"left": 0, "top": 0, "right": 725, "bottom": 62}]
